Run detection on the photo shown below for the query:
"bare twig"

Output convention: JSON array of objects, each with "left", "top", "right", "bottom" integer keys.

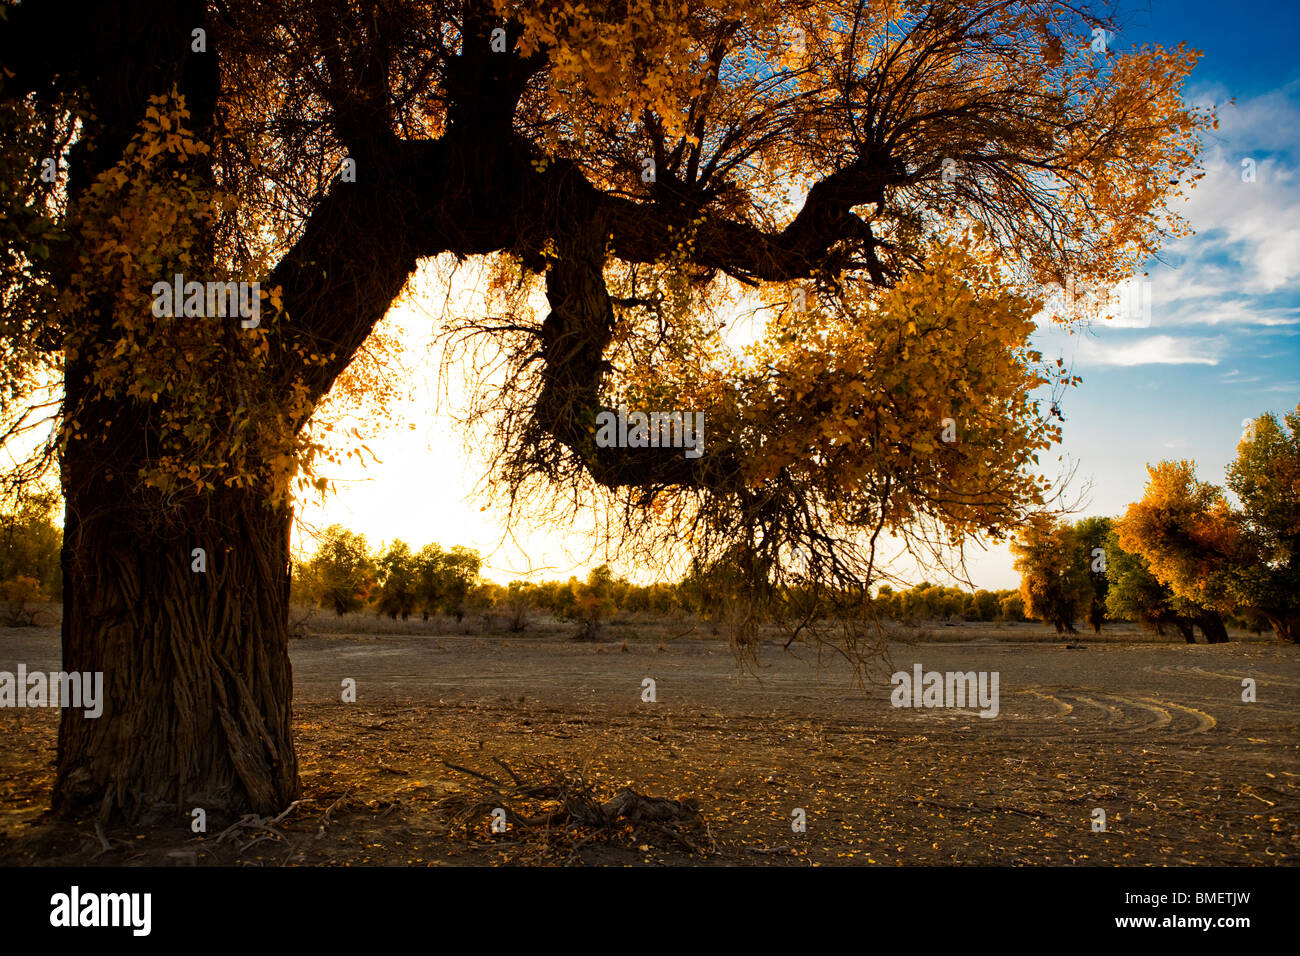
[{"left": 438, "top": 759, "right": 713, "bottom": 856}]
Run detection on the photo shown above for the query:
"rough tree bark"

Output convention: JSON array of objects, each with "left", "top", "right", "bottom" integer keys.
[
  {"left": 1263, "top": 612, "right": 1299, "bottom": 644},
  {"left": 34, "top": 0, "right": 304, "bottom": 823},
  {"left": 57, "top": 466, "right": 299, "bottom": 822}
]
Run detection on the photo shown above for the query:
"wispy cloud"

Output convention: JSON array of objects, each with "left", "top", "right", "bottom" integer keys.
[
  {"left": 1072, "top": 334, "right": 1224, "bottom": 366},
  {"left": 1145, "top": 84, "right": 1300, "bottom": 307}
]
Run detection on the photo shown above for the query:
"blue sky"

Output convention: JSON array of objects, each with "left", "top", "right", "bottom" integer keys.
[
  {"left": 1115, "top": 0, "right": 1300, "bottom": 99},
  {"left": 300, "top": 1, "right": 1300, "bottom": 591},
  {"left": 1024, "top": 0, "right": 1300, "bottom": 567}
]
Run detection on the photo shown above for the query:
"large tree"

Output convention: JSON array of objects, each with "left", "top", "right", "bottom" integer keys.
[
  {"left": 0, "top": 0, "right": 1209, "bottom": 822},
  {"left": 302, "top": 524, "right": 377, "bottom": 616},
  {"left": 373, "top": 539, "right": 418, "bottom": 620}
]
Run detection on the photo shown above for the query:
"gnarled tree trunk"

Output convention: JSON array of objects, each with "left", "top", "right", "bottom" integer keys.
[
  {"left": 37, "top": 0, "right": 302, "bottom": 823},
  {"left": 56, "top": 433, "right": 299, "bottom": 822}
]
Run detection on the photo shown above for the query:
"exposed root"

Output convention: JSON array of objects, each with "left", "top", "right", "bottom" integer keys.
[{"left": 214, "top": 798, "right": 305, "bottom": 846}]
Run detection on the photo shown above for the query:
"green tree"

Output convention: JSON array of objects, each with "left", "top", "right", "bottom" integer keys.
[
  {"left": 304, "top": 525, "right": 375, "bottom": 617},
  {"left": 970, "top": 589, "right": 1000, "bottom": 622},
  {"left": 372, "top": 539, "right": 418, "bottom": 620},
  {"left": 538, "top": 579, "right": 576, "bottom": 619},
  {"left": 439, "top": 546, "right": 483, "bottom": 621},
  {"left": 1102, "top": 529, "right": 1226, "bottom": 643},
  {"left": 412, "top": 543, "right": 483, "bottom": 621},
  {"left": 997, "top": 590, "right": 1026, "bottom": 623},
  {"left": 1073, "top": 516, "right": 1113, "bottom": 634},
  {"left": 413, "top": 544, "right": 446, "bottom": 621},
  {"left": 1226, "top": 407, "right": 1300, "bottom": 642},
  {"left": 500, "top": 580, "right": 534, "bottom": 632},
  {"left": 0, "top": 492, "right": 63, "bottom": 600}
]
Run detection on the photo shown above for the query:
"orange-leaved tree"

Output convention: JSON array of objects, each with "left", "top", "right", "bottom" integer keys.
[
  {"left": 0, "top": 0, "right": 1211, "bottom": 822},
  {"left": 1010, "top": 514, "right": 1092, "bottom": 634}
]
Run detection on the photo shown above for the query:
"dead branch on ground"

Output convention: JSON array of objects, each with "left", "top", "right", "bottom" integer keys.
[{"left": 437, "top": 759, "right": 713, "bottom": 859}]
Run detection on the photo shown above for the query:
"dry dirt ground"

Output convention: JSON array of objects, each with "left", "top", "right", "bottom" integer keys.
[{"left": 1, "top": 615, "right": 1296, "bottom": 866}]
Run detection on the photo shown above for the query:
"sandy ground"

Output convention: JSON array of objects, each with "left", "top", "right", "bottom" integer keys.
[{"left": 0, "top": 618, "right": 1296, "bottom": 865}]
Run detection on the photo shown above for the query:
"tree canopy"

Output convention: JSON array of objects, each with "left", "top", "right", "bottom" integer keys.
[
  {"left": 1009, "top": 514, "right": 1092, "bottom": 633},
  {"left": 2, "top": 3, "right": 1211, "bottom": 627},
  {"left": 0, "top": 0, "right": 1216, "bottom": 820}
]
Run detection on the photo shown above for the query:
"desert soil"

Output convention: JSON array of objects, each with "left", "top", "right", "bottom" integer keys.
[{"left": 1, "top": 618, "right": 1296, "bottom": 866}]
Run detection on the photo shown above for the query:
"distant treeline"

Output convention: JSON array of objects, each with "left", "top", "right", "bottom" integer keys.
[
  {"left": 288, "top": 523, "right": 1248, "bottom": 638},
  {"left": 291, "top": 525, "right": 722, "bottom": 638},
  {"left": 872, "top": 583, "right": 1025, "bottom": 624},
  {"left": 292, "top": 524, "right": 1015, "bottom": 626},
  {"left": 289, "top": 518, "right": 1272, "bottom": 642},
  {"left": 0, "top": 471, "right": 1282, "bottom": 645}
]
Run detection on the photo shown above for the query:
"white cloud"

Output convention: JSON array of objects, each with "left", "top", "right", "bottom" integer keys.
[
  {"left": 1139, "top": 82, "right": 1300, "bottom": 324},
  {"left": 1073, "top": 334, "right": 1223, "bottom": 366}
]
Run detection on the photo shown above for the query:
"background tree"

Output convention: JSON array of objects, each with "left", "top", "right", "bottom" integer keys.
[
  {"left": 531, "top": 578, "right": 576, "bottom": 620},
  {"left": 568, "top": 564, "right": 616, "bottom": 641},
  {"left": 1225, "top": 407, "right": 1300, "bottom": 642},
  {"left": 303, "top": 525, "right": 376, "bottom": 617},
  {"left": 998, "top": 590, "right": 1026, "bottom": 623},
  {"left": 0, "top": 490, "right": 63, "bottom": 601},
  {"left": 413, "top": 544, "right": 447, "bottom": 621},
  {"left": 1073, "top": 516, "right": 1113, "bottom": 634},
  {"left": 466, "top": 578, "right": 501, "bottom": 616},
  {"left": 873, "top": 581, "right": 1020, "bottom": 624},
  {"left": 372, "top": 539, "right": 418, "bottom": 620},
  {"left": 0, "top": 575, "right": 47, "bottom": 626},
  {"left": 438, "top": 546, "right": 483, "bottom": 621},
  {"left": 500, "top": 580, "right": 534, "bottom": 632},
  {"left": 970, "top": 589, "right": 1001, "bottom": 623},
  {"left": 409, "top": 543, "right": 483, "bottom": 621},
  {"left": 1225, "top": 606, "right": 1270, "bottom": 636},
  {"left": 0, "top": 0, "right": 1211, "bottom": 821},
  {"left": 1117, "top": 407, "right": 1298, "bottom": 643},
  {"left": 1102, "top": 528, "right": 1227, "bottom": 643},
  {"left": 1010, "top": 516, "right": 1092, "bottom": 634}
]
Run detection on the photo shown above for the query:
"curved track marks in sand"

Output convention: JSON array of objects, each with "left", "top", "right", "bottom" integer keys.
[
  {"left": 976, "top": 687, "right": 1219, "bottom": 738},
  {"left": 1148, "top": 663, "right": 1300, "bottom": 691}
]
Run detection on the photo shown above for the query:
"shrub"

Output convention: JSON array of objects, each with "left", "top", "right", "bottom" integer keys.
[{"left": 0, "top": 575, "right": 47, "bottom": 626}]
